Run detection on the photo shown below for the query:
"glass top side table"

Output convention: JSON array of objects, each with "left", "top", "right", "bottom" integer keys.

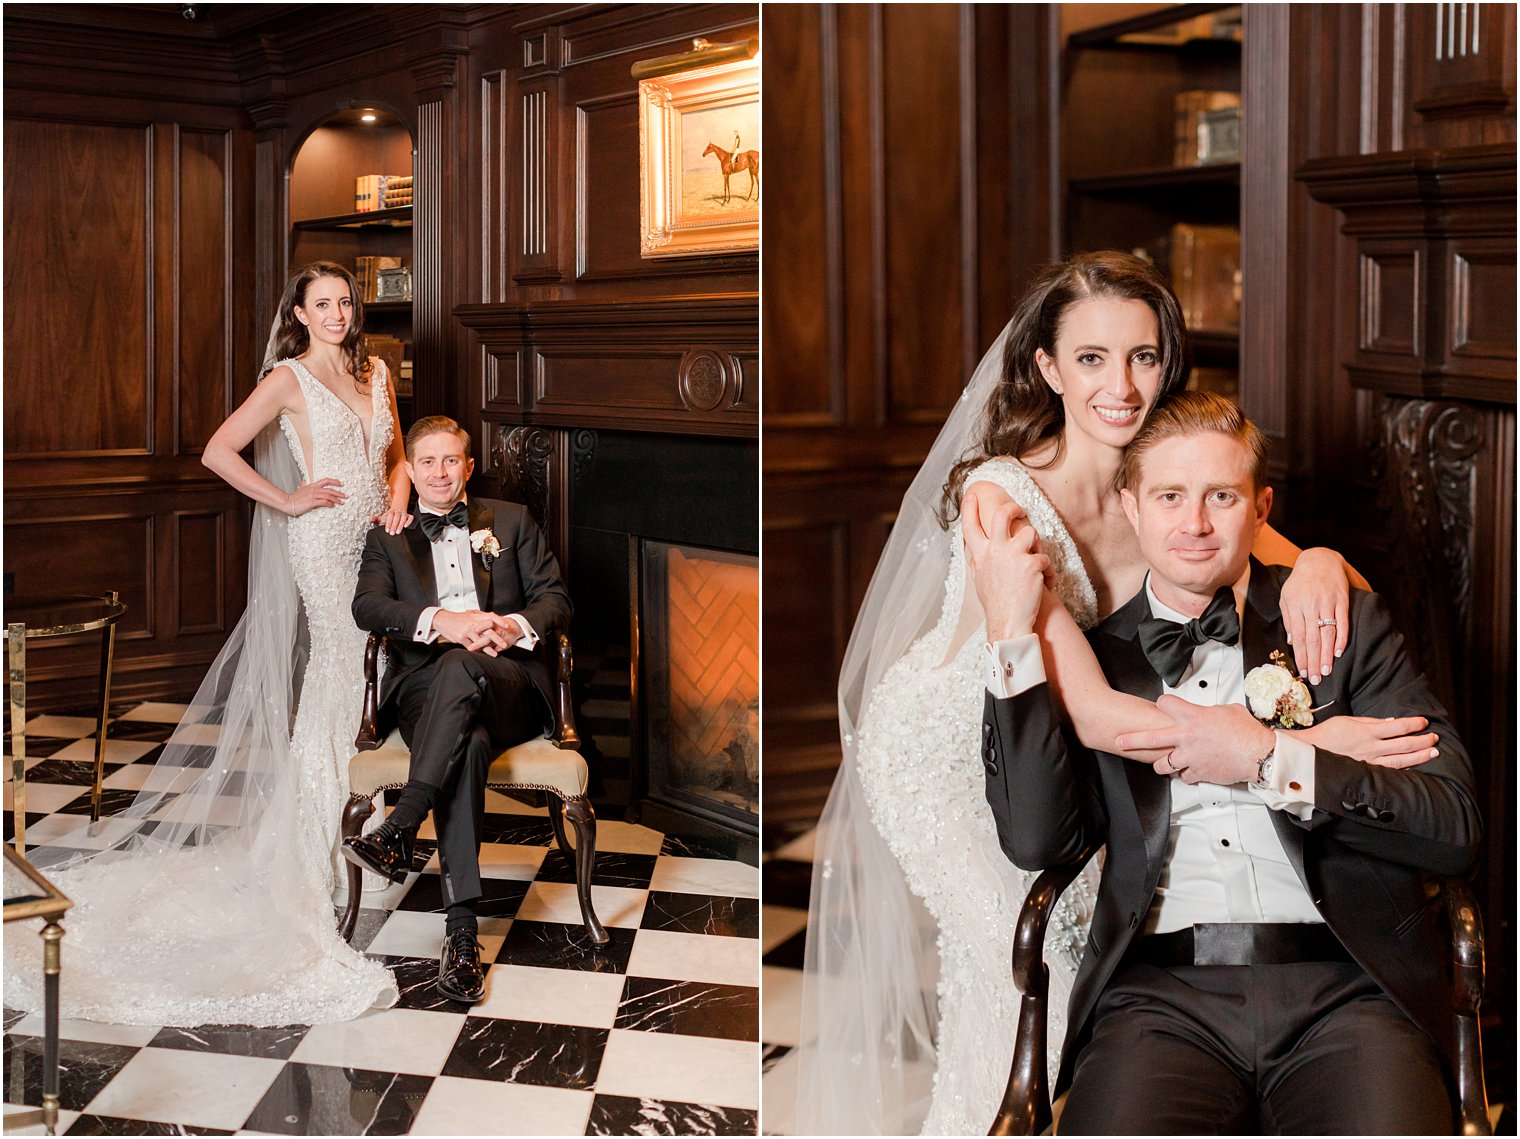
[
  {"left": 5, "top": 593, "right": 127, "bottom": 853},
  {"left": 4, "top": 844, "right": 73, "bottom": 1136}
]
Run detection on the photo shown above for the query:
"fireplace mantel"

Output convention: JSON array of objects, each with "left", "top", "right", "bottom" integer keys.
[{"left": 456, "top": 293, "right": 759, "bottom": 439}]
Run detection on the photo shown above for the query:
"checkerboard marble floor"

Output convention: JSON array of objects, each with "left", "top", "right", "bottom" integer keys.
[
  {"left": 4, "top": 704, "right": 759, "bottom": 1136},
  {"left": 757, "top": 833, "right": 812, "bottom": 1137}
]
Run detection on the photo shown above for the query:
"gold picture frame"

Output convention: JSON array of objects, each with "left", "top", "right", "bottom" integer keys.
[{"left": 638, "top": 52, "right": 759, "bottom": 259}]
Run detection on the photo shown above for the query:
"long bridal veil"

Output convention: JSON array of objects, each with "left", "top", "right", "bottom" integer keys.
[
  {"left": 5, "top": 335, "right": 393, "bottom": 1026},
  {"left": 793, "top": 322, "right": 1014, "bottom": 1134}
]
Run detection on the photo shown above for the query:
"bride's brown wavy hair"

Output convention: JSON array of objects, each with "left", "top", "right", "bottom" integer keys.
[
  {"left": 938, "top": 250, "right": 1190, "bottom": 526},
  {"left": 259, "top": 261, "right": 372, "bottom": 386}
]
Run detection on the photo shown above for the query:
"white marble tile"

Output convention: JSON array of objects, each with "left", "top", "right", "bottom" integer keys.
[
  {"left": 100, "top": 763, "right": 154, "bottom": 791},
  {"left": 474, "top": 963, "right": 625, "bottom": 1029},
  {"left": 626, "top": 929, "right": 760, "bottom": 988},
  {"left": 760, "top": 965, "right": 804, "bottom": 1049},
  {"left": 8, "top": 1015, "right": 159, "bottom": 1049},
  {"left": 12, "top": 812, "right": 115, "bottom": 847},
  {"left": 19, "top": 715, "right": 98, "bottom": 738},
  {"left": 596, "top": 1029, "right": 759, "bottom": 1110},
  {"left": 476, "top": 841, "right": 549, "bottom": 882},
  {"left": 115, "top": 702, "right": 193, "bottom": 723},
  {"left": 514, "top": 881, "right": 646, "bottom": 929},
  {"left": 761, "top": 1045, "right": 800, "bottom": 1136},
  {"left": 332, "top": 870, "right": 413, "bottom": 912},
  {"left": 49, "top": 738, "right": 159, "bottom": 765},
  {"left": 648, "top": 856, "right": 759, "bottom": 900},
  {"left": 773, "top": 829, "right": 818, "bottom": 863},
  {"left": 364, "top": 908, "right": 506, "bottom": 961},
  {"left": 3, "top": 781, "right": 84, "bottom": 814},
  {"left": 590, "top": 819, "right": 665, "bottom": 856},
  {"left": 84, "top": 1049, "right": 284, "bottom": 1131},
  {"left": 410, "top": 1076, "right": 592, "bottom": 1136},
  {"left": 482, "top": 788, "right": 540, "bottom": 815},
  {"left": 290, "top": 1007, "right": 463, "bottom": 1077},
  {"left": 1, "top": 1105, "right": 81, "bottom": 1136},
  {"left": 760, "top": 904, "right": 809, "bottom": 955}
]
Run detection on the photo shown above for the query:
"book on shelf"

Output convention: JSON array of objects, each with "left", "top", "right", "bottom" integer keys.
[
  {"left": 353, "top": 255, "right": 404, "bottom": 302},
  {"left": 354, "top": 174, "right": 412, "bottom": 213},
  {"left": 1170, "top": 223, "right": 1240, "bottom": 333},
  {"left": 1173, "top": 91, "right": 1241, "bottom": 167},
  {"left": 366, "top": 334, "right": 406, "bottom": 390}
]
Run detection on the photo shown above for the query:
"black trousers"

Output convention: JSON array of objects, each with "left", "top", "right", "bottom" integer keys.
[
  {"left": 392, "top": 647, "right": 545, "bottom": 907},
  {"left": 1058, "top": 959, "right": 1454, "bottom": 1135}
]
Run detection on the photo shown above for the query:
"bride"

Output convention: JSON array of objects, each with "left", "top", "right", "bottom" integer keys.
[
  {"left": 6, "top": 262, "right": 410, "bottom": 1026},
  {"left": 794, "top": 251, "right": 1437, "bottom": 1134}
]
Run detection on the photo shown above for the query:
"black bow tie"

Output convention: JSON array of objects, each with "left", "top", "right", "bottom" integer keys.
[
  {"left": 418, "top": 503, "right": 469, "bottom": 542},
  {"left": 1137, "top": 584, "right": 1241, "bottom": 687}
]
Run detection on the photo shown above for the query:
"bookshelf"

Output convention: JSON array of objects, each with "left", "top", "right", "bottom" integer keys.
[
  {"left": 288, "top": 108, "right": 415, "bottom": 416},
  {"left": 1062, "top": 3, "right": 1243, "bottom": 396}
]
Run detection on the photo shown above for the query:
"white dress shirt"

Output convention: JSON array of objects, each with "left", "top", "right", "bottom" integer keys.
[
  {"left": 413, "top": 498, "right": 538, "bottom": 651},
  {"left": 986, "top": 567, "right": 1323, "bottom": 934}
]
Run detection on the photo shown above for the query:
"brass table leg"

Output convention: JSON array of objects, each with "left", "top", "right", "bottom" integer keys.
[
  {"left": 90, "top": 592, "right": 119, "bottom": 823},
  {"left": 8, "top": 621, "right": 26, "bottom": 855},
  {"left": 41, "top": 920, "right": 64, "bottom": 1136}
]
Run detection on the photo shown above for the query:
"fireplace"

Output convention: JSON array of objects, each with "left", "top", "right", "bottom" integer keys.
[{"left": 632, "top": 539, "right": 759, "bottom": 857}]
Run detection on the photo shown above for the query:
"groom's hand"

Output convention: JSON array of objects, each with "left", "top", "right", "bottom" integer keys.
[{"left": 432, "top": 610, "right": 521, "bottom": 657}]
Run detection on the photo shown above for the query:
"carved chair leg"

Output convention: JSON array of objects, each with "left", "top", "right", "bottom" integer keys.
[
  {"left": 561, "top": 797, "right": 609, "bottom": 945},
  {"left": 545, "top": 793, "right": 571, "bottom": 853},
  {"left": 338, "top": 794, "right": 377, "bottom": 942}
]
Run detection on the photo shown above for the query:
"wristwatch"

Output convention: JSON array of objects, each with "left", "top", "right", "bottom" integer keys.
[{"left": 1253, "top": 746, "right": 1276, "bottom": 787}]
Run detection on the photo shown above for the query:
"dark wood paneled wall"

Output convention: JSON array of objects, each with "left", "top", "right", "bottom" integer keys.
[{"left": 760, "top": 4, "right": 1058, "bottom": 844}]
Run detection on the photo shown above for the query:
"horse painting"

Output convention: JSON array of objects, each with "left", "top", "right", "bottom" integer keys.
[{"left": 701, "top": 142, "right": 760, "bottom": 206}]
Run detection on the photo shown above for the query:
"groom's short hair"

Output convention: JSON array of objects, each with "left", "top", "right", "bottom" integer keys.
[
  {"left": 1123, "top": 390, "right": 1269, "bottom": 491},
  {"left": 405, "top": 416, "right": 472, "bottom": 462}
]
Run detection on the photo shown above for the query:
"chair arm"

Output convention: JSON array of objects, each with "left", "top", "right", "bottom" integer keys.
[
  {"left": 1445, "top": 876, "right": 1490, "bottom": 1136},
  {"left": 990, "top": 852, "right": 1096, "bottom": 1137},
  {"left": 553, "top": 632, "right": 581, "bottom": 751},
  {"left": 353, "top": 632, "right": 386, "bottom": 752}
]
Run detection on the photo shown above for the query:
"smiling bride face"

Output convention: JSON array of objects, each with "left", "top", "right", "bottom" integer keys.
[
  {"left": 294, "top": 275, "right": 355, "bottom": 348},
  {"left": 1035, "top": 296, "right": 1165, "bottom": 453}
]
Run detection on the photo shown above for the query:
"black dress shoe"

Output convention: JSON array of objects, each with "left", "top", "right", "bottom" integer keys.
[
  {"left": 341, "top": 819, "right": 414, "bottom": 884},
  {"left": 436, "top": 930, "right": 486, "bottom": 1002}
]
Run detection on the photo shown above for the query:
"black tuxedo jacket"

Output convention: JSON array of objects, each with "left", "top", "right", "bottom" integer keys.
[
  {"left": 982, "top": 560, "right": 1482, "bottom": 1092},
  {"left": 351, "top": 497, "right": 573, "bottom": 723}
]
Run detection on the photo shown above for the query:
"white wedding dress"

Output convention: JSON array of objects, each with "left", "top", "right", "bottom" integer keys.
[
  {"left": 5, "top": 357, "right": 399, "bottom": 1026},
  {"left": 853, "top": 457, "right": 1102, "bottom": 1136}
]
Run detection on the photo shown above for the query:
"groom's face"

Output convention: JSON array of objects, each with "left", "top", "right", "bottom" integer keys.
[
  {"left": 407, "top": 431, "right": 474, "bottom": 513},
  {"left": 1120, "top": 430, "right": 1271, "bottom": 611}
]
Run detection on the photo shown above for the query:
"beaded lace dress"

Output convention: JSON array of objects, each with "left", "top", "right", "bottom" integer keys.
[
  {"left": 854, "top": 457, "right": 1102, "bottom": 1136},
  {"left": 4, "top": 358, "right": 399, "bottom": 1026}
]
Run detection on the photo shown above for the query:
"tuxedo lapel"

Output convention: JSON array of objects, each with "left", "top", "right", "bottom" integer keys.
[
  {"left": 1096, "top": 590, "right": 1172, "bottom": 874},
  {"left": 402, "top": 522, "right": 438, "bottom": 604},
  {"left": 468, "top": 499, "right": 494, "bottom": 611}
]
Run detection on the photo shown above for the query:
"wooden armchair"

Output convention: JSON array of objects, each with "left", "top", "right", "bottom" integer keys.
[
  {"left": 338, "top": 630, "right": 608, "bottom": 946},
  {"left": 989, "top": 868, "right": 1491, "bottom": 1136}
]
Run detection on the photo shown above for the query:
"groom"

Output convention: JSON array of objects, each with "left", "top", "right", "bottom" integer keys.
[
  {"left": 347, "top": 415, "right": 572, "bottom": 1002},
  {"left": 971, "top": 391, "right": 1480, "bottom": 1133}
]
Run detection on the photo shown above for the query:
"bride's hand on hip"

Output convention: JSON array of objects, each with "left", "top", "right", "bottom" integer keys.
[
  {"left": 371, "top": 505, "right": 413, "bottom": 535},
  {"left": 1278, "top": 547, "right": 1351, "bottom": 684},
  {"left": 285, "top": 477, "right": 346, "bottom": 516},
  {"left": 1298, "top": 714, "right": 1440, "bottom": 768}
]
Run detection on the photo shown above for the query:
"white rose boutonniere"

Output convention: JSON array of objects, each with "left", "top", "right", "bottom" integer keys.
[
  {"left": 1245, "top": 649, "right": 1324, "bottom": 728},
  {"left": 469, "top": 528, "right": 502, "bottom": 569}
]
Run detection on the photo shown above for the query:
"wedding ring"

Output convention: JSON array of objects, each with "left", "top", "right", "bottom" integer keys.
[
  {"left": 1315, "top": 617, "right": 1337, "bottom": 627},
  {"left": 1164, "top": 751, "right": 1179, "bottom": 773}
]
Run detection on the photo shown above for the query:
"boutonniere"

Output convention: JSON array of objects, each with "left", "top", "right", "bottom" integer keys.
[
  {"left": 1245, "top": 649, "right": 1331, "bottom": 728},
  {"left": 469, "top": 528, "right": 502, "bottom": 568}
]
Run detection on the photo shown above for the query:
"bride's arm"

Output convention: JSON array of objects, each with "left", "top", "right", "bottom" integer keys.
[
  {"left": 202, "top": 366, "right": 345, "bottom": 516},
  {"left": 372, "top": 369, "right": 413, "bottom": 535},
  {"left": 1254, "top": 522, "right": 1370, "bottom": 682}
]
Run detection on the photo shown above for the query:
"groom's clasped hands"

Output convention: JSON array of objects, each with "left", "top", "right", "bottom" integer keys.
[{"left": 432, "top": 608, "right": 524, "bottom": 656}]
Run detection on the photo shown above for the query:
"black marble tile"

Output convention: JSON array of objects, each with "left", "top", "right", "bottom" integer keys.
[
  {"left": 381, "top": 956, "right": 478, "bottom": 1014},
  {"left": 760, "top": 858, "right": 813, "bottom": 911},
  {"left": 658, "top": 835, "right": 734, "bottom": 861},
  {"left": 65, "top": 1115, "right": 232, "bottom": 1135},
  {"left": 440, "top": 1015, "right": 607, "bottom": 1089},
  {"left": 241, "top": 1062, "right": 433, "bottom": 1136},
  {"left": 146, "top": 1023, "right": 308, "bottom": 1060},
  {"left": 101, "top": 721, "right": 177, "bottom": 742},
  {"left": 477, "top": 815, "right": 556, "bottom": 846},
  {"left": 495, "top": 920, "right": 636, "bottom": 974},
  {"left": 4, "top": 736, "right": 74, "bottom": 759},
  {"left": 534, "top": 849, "right": 657, "bottom": 889},
  {"left": 760, "top": 928, "right": 807, "bottom": 971},
  {"left": 760, "top": 1042, "right": 793, "bottom": 1075},
  {"left": 614, "top": 977, "right": 758, "bottom": 1041},
  {"left": 1, "top": 1034, "right": 140, "bottom": 1112},
  {"left": 3, "top": 1006, "right": 26, "bottom": 1032},
  {"left": 345, "top": 907, "right": 395, "bottom": 954},
  {"left": 16, "top": 759, "right": 102, "bottom": 786},
  {"left": 2, "top": 812, "right": 52, "bottom": 843},
  {"left": 55, "top": 787, "right": 138, "bottom": 816},
  {"left": 586, "top": 1094, "right": 758, "bottom": 1136},
  {"left": 641, "top": 892, "right": 759, "bottom": 939},
  {"left": 395, "top": 872, "right": 529, "bottom": 919},
  {"left": 406, "top": 837, "right": 438, "bottom": 875}
]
